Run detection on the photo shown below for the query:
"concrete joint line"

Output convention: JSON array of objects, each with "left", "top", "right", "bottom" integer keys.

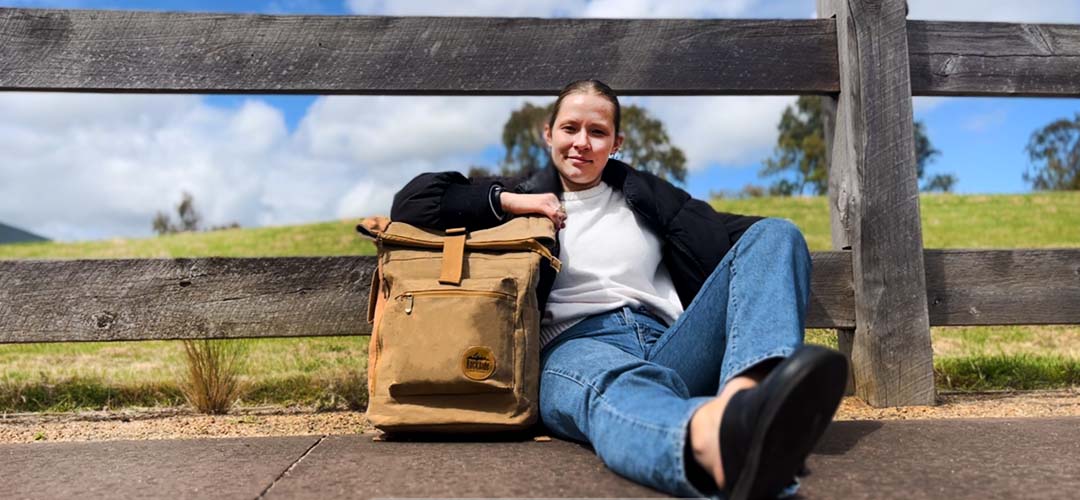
[{"left": 256, "top": 435, "right": 326, "bottom": 499}]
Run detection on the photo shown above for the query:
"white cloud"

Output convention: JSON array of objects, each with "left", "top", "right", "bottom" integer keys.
[
  {"left": 630, "top": 96, "right": 795, "bottom": 170},
  {"left": 345, "top": 0, "right": 761, "bottom": 18},
  {"left": 0, "top": 93, "right": 540, "bottom": 241},
  {"left": 913, "top": 96, "right": 949, "bottom": 114},
  {"left": 0, "top": 94, "right": 287, "bottom": 241},
  {"left": 908, "top": 0, "right": 1080, "bottom": 23},
  {"left": 581, "top": 0, "right": 757, "bottom": 18},
  {"left": 335, "top": 178, "right": 398, "bottom": 220},
  {"left": 962, "top": 109, "right": 1008, "bottom": 133},
  {"left": 293, "top": 96, "right": 531, "bottom": 167}
]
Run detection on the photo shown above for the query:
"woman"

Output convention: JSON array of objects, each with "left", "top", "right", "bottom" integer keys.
[{"left": 391, "top": 80, "right": 847, "bottom": 500}]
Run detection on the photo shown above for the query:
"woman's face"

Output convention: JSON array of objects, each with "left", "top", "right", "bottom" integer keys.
[{"left": 544, "top": 92, "right": 623, "bottom": 192}]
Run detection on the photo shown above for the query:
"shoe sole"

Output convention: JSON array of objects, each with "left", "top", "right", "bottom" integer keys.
[{"left": 730, "top": 345, "right": 848, "bottom": 500}]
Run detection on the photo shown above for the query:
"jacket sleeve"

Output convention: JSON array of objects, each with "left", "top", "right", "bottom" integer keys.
[{"left": 390, "top": 171, "right": 507, "bottom": 231}]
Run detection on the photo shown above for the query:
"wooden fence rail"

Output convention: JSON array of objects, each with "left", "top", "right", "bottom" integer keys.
[
  {"left": 2, "top": 250, "right": 1077, "bottom": 343},
  {"left": 3, "top": 8, "right": 1080, "bottom": 96},
  {"left": 2, "top": 3, "right": 1079, "bottom": 406}
]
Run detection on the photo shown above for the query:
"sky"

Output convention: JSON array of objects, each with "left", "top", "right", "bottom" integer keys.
[{"left": 1, "top": 0, "right": 1078, "bottom": 241}]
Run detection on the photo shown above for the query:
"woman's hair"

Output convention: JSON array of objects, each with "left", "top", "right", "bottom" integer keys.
[{"left": 548, "top": 79, "right": 621, "bottom": 136}]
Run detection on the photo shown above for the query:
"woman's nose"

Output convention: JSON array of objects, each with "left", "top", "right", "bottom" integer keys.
[{"left": 573, "top": 130, "right": 590, "bottom": 150}]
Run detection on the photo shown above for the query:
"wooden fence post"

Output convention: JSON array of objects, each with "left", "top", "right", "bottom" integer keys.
[
  {"left": 820, "top": 87, "right": 856, "bottom": 397},
  {"left": 817, "top": 0, "right": 936, "bottom": 406}
]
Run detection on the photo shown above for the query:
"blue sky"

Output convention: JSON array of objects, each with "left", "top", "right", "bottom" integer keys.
[{"left": 2, "top": 0, "right": 1078, "bottom": 241}]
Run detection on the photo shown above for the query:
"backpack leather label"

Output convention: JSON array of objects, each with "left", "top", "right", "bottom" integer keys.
[{"left": 462, "top": 346, "right": 496, "bottom": 380}]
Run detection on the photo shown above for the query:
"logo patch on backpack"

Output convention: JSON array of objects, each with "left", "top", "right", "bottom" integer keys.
[{"left": 462, "top": 346, "right": 496, "bottom": 380}]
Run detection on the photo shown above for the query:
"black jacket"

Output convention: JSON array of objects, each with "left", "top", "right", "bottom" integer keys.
[{"left": 390, "top": 160, "right": 762, "bottom": 312}]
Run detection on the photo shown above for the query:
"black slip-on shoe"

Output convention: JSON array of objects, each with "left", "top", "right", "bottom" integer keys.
[{"left": 720, "top": 345, "right": 848, "bottom": 500}]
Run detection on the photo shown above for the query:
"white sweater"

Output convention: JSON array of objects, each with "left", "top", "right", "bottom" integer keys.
[{"left": 539, "top": 181, "right": 685, "bottom": 347}]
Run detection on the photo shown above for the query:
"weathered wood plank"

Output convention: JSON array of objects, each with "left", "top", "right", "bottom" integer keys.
[
  {"left": 2, "top": 9, "right": 1079, "bottom": 96},
  {"left": 809, "top": 251, "right": 855, "bottom": 329},
  {"left": 925, "top": 249, "right": 1080, "bottom": 326},
  {"left": 1, "top": 250, "right": 1077, "bottom": 343},
  {"left": 0, "top": 8, "right": 839, "bottom": 95},
  {"left": 909, "top": 20, "right": 1080, "bottom": 97},
  {"left": 821, "top": 0, "right": 936, "bottom": 407},
  {"left": 3, "top": 8, "right": 1079, "bottom": 97},
  {"left": 0, "top": 257, "right": 376, "bottom": 343},
  {"left": 0, "top": 254, "right": 850, "bottom": 343}
]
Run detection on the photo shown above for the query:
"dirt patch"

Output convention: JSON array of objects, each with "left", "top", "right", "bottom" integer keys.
[
  {"left": 2, "top": 389, "right": 1078, "bottom": 443},
  {"left": 0, "top": 407, "right": 373, "bottom": 444},
  {"left": 837, "top": 388, "right": 1080, "bottom": 420}
]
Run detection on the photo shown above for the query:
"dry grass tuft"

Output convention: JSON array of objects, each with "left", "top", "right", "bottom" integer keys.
[{"left": 179, "top": 339, "right": 248, "bottom": 415}]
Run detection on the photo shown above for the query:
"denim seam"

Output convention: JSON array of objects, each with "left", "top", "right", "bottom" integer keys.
[
  {"left": 543, "top": 369, "right": 683, "bottom": 436},
  {"left": 724, "top": 238, "right": 741, "bottom": 378}
]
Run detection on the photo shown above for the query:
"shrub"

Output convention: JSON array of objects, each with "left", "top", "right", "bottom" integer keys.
[
  {"left": 179, "top": 339, "right": 248, "bottom": 414},
  {"left": 332, "top": 367, "right": 369, "bottom": 412}
]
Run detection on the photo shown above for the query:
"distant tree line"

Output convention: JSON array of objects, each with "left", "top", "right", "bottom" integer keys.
[{"left": 477, "top": 96, "right": 1080, "bottom": 197}]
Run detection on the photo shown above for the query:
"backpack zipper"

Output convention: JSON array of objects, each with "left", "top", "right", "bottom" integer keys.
[{"left": 398, "top": 289, "right": 515, "bottom": 315}]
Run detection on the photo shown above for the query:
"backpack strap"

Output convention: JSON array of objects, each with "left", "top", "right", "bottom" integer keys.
[{"left": 439, "top": 227, "right": 467, "bottom": 285}]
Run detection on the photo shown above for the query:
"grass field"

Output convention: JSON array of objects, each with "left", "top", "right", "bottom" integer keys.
[{"left": 1, "top": 192, "right": 1077, "bottom": 412}]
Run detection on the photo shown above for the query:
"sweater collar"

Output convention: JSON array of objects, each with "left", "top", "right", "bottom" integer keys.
[{"left": 560, "top": 181, "right": 611, "bottom": 201}]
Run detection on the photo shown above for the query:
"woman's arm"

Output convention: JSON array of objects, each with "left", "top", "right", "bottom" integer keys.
[
  {"left": 391, "top": 171, "right": 505, "bottom": 231},
  {"left": 391, "top": 171, "right": 567, "bottom": 231}
]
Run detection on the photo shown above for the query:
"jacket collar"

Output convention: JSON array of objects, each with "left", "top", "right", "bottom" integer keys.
[{"left": 520, "top": 159, "right": 635, "bottom": 196}]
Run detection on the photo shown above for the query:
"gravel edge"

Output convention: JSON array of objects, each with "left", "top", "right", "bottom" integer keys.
[{"left": 2, "top": 389, "right": 1077, "bottom": 444}]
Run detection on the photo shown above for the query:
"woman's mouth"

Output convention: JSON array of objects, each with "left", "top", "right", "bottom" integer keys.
[{"left": 568, "top": 156, "right": 591, "bottom": 165}]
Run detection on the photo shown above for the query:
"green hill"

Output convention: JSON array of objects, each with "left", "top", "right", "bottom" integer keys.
[
  {"left": 709, "top": 191, "right": 1080, "bottom": 251},
  {"left": 1, "top": 192, "right": 1077, "bottom": 413},
  {"left": 1, "top": 192, "right": 1076, "bottom": 261},
  {"left": 0, "top": 219, "right": 376, "bottom": 260}
]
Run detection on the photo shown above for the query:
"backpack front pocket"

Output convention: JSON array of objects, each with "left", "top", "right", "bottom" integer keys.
[{"left": 377, "top": 277, "right": 519, "bottom": 397}]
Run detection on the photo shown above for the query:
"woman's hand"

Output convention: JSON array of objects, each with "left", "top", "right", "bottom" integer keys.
[{"left": 500, "top": 192, "right": 566, "bottom": 229}]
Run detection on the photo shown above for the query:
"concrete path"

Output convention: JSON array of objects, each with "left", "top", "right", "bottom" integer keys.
[{"left": 3, "top": 417, "right": 1078, "bottom": 499}]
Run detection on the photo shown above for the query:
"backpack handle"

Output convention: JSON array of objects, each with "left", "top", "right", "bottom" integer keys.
[{"left": 438, "top": 227, "right": 467, "bottom": 285}]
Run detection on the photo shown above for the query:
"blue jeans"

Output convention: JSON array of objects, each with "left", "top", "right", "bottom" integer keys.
[{"left": 538, "top": 218, "right": 811, "bottom": 498}]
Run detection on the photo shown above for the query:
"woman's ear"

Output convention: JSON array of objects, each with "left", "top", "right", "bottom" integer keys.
[
  {"left": 543, "top": 123, "right": 553, "bottom": 147},
  {"left": 613, "top": 133, "right": 625, "bottom": 154}
]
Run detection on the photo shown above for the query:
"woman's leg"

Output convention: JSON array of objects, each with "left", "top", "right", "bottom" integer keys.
[
  {"left": 538, "top": 218, "right": 817, "bottom": 498},
  {"left": 646, "top": 217, "right": 812, "bottom": 395},
  {"left": 643, "top": 217, "right": 814, "bottom": 494},
  {"left": 539, "top": 310, "right": 713, "bottom": 498}
]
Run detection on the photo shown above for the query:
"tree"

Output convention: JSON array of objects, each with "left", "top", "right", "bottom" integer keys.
[
  {"left": 1024, "top": 113, "right": 1080, "bottom": 190},
  {"left": 762, "top": 96, "right": 948, "bottom": 195},
  {"left": 152, "top": 191, "right": 237, "bottom": 235},
  {"left": 466, "top": 165, "right": 495, "bottom": 179},
  {"left": 175, "top": 191, "right": 201, "bottom": 232},
  {"left": 760, "top": 96, "right": 828, "bottom": 196},
  {"left": 923, "top": 173, "right": 957, "bottom": 193},
  {"left": 501, "top": 103, "right": 553, "bottom": 178},
  {"left": 500, "top": 102, "right": 687, "bottom": 183}
]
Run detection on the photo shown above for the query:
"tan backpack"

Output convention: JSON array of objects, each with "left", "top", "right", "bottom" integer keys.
[{"left": 358, "top": 216, "right": 560, "bottom": 433}]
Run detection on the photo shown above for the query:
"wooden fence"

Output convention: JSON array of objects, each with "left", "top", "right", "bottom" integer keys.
[{"left": 1, "top": 1, "right": 1079, "bottom": 407}]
